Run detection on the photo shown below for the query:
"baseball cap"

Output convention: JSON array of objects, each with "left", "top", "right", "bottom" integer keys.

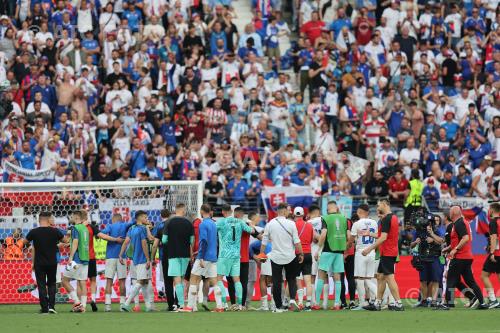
[
  {"left": 293, "top": 207, "right": 304, "bottom": 216},
  {"left": 387, "top": 156, "right": 396, "bottom": 162},
  {"left": 427, "top": 178, "right": 435, "bottom": 184}
]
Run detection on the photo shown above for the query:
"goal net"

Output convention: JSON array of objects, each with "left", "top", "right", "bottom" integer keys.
[{"left": 0, "top": 180, "right": 203, "bottom": 304}]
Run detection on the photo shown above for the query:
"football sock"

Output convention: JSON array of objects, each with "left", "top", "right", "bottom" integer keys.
[
  {"left": 125, "top": 283, "right": 141, "bottom": 306},
  {"left": 323, "top": 284, "right": 329, "bottom": 307},
  {"left": 217, "top": 281, "right": 227, "bottom": 305},
  {"left": 235, "top": 281, "right": 243, "bottom": 305},
  {"left": 70, "top": 291, "right": 80, "bottom": 303},
  {"left": 356, "top": 280, "right": 366, "bottom": 306},
  {"left": 366, "top": 279, "right": 377, "bottom": 301},
  {"left": 297, "top": 288, "right": 304, "bottom": 305},
  {"left": 175, "top": 284, "right": 184, "bottom": 307},
  {"left": 315, "top": 279, "right": 324, "bottom": 305},
  {"left": 81, "top": 296, "right": 87, "bottom": 309},
  {"left": 261, "top": 296, "right": 268, "bottom": 308},
  {"left": 214, "top": 285, "right": 223, "bottom": 308},
  {"left": 120, "top": 296, "right": 126, "bottom": 305},
  {"left": 487, "top": 289, "right": 496, "bottom": 302},
  {"left": 334, "top": 280, "right": 342, "bottom": 306},
  {"left": 105, "top": 294, "right": 111, "bottom": 305},
  {"left": 188, "top": 285, "right": 198, "bottom": 308}
]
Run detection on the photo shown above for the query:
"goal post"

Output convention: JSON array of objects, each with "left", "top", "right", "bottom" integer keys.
[{"left": 0, "top": 180, "right": 203, "bottom": 304}]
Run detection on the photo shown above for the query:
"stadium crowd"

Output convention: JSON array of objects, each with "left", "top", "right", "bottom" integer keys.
[{"left": 0, "top": 0, "right": 497, "bottom": 214}]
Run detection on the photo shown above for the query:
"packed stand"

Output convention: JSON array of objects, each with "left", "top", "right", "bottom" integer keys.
[{"left": 0, "top": 0, "right": 498, "bottom": 213}]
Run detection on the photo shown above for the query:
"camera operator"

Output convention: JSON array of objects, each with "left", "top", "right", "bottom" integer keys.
[{"left": 410, "top": 211, "right": 444, "bottom": 307}]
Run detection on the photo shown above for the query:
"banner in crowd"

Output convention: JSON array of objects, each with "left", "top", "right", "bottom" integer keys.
[
  {"left": 321, "top": 195, "right": 353, "bottom": 218},
  {"left": 2, "top": 162, "right": 55, "bottom": 182},
  {"left": 261, "top": 186, "right": 314, "bottom": 218},
  {"left": 97, "top": 197, "right": 165, "bottom": 225},
  {"left": 438, "top": 197, "right": 488, "bottom": 210},
  {"left": 2, "top": 256, "right": 499, "bottom": 304},
  {"left": 342, "top": 153, "right": 370, "bottom": 183}
]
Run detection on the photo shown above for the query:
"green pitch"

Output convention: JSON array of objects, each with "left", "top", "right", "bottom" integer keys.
[{"left": 2, "top": 302, "right": 499, "bottom": 333}]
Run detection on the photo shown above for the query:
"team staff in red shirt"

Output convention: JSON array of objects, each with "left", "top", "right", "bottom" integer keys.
[
  {"left": 293, "top": 207, "right": 314, "bottom": 311},
  {"left": 362, "top": 200, "right": 404, "bottom": 311},
  {"left": 481, "top": 202, "right": 500, "bottom": 308},
  {"left": 440, "top": 206, "right": 488, "bottom": 310}
]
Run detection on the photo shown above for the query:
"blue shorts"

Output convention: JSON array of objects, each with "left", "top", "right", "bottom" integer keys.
[
  {"left": 419, "top": 257, "right": 443, "bottom": 282},
  {"left": 168, "top": 258, "right": 190, "bottom": 277},
  {"left": 318, "top": 252, "right": 344, "bottom": 274},
  {"left": 217, "top": 258, "right": 240, "bottom": 277}
]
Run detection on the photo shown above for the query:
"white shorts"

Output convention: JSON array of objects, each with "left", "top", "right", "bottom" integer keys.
[
  {"left": 129, "top": 263, "right": 137, "bottom": 280},
  {"left": 105, "top": 258, "right": 127, "bottom": 280},
  {"left": 191, "top": 259, "right": 217, "bottom": 278},
  {"left": 261, "top": 260, "right": 272, "bottom": 277},
  {"left": 248, "top": 260, "right": 257, "bottom": 282},
  {"left": 63, "top": 263, "right": 88, "bottom": 281},
  {"left": 135, "top": 263, "right": 152, "bottom": 280},
  {"left": 311, "top": 244, "right": 319, "bottom": 275},
  {"left": 354, "top": 253, "right": 376, "bottom": 278}
]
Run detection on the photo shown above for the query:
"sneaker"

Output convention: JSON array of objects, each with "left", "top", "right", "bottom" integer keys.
[
  {"left": 167, "top": 306, "right": 179, "bottom": 312},
  {"left": 71, "top": 303, "right": 82, "bottom": 312},
  {"left": 303, "top": 306, "right": 312, "bottom": 312},
  {"left": 362, "top": 303, "right": 381, "bottom": 311},
  {"left": 257, "top": 305, "right": 270, "bottom": 311},
  {"left": 348, "top": 301, "right": 356, "bottom": 309},
  {"left": 388, "top": 304, "right": 396, "bottom": 311},
  {"left": 476, "top": 303, "right": 490, "bottom": 310},
  {"left": 289, "top": 301, "right": 300, "bottom": 312},
  {"left": 340, "top": 303, "right": 348, "bottom": 309},
  {"left": 120, "top": 304, "right": 130, "bottom": 312},
  {"left": 329, "top": 305, "right": 341, "bottom": 311},
  {"left": 132, "top": 306, "right": 141, "bottom": 312},
  {"left": 311, "top": 305, "right": 321, "bottom": 311},
  {"left": 413, "top": 300, "right": 428, "bottom": 308},
  {"left": 273, "top": 308, "right": 285, "bottom": 313},
  {"left": 393, "top": 304, "right": 405, "bottom": 311},
  {"left": 488, "top": 300, "right": 499, "bottom": 309},
  {"left": 48, "top": 308, "right": 57, "bottom": 314},
  {"left": 105, "top": 305, "right": 112, "bottom": 312},
  {"left": 433, "top": 304, "right": 449, "bottom": 311},
  {"left": 211, "top": 308, "right": 225, "bottom": 313},
  {"left": 74, "top": 306, "right": 86, "bottom": 313},
  {"left": 90, "top": 301, "right": 98, "bottom": 312},
  {"left": 350, "top": 306, "right": 365, "bottom": 311},
  {"left": 298, "top": 304, "right": 304, "bottom": 311},
  {"left": 201, "top": 303, "right": 210, "bottom": 312}
]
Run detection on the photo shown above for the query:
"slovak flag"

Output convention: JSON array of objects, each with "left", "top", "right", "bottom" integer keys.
[
  {"left": 463, "top": 206, "right": 490, "bottom": 235},
  {"left": 261, "top": 186, "right": 314, "bottom": 219}
]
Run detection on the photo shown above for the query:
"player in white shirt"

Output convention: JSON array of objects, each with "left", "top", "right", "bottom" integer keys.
[
  {"left": 350, "top": 204, "right": 378, "bottom": 310},
  {"left": 307, "top": 205, "right": 323, "bottom": 307}
]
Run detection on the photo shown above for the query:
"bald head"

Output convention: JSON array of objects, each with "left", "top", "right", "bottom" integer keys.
[{"left": 450, "top": 206, "right": 462, "bottom": 221}]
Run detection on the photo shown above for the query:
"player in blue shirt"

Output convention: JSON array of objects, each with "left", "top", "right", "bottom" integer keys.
[
  {"left": 186, "top": 204, "right": 220, "bottom": 311},
  {"left": 119, "top": 211, "right": 153, "bottom": 312},
  {"left": 250, "top": 238, "right": 272, "bottom": 311},
  {"left": 100, "top": 213, "right": 134, "bottom": 312}
]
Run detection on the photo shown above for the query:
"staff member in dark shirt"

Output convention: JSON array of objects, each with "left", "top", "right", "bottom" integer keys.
[
  {"left": 439, "top": 206, "right": 489, "bottom": 310},
  {"left": 362, "top": 199, "right": 404, "bottom": 311},
  {"left": 24, "top": 211, "right": 68, "bottom": 314},
  {"left": 481, "top": 202, "right": 500, "bottom": 308},
  {"left": 162, "top": 203, "right": 194, "bottom": 311}
]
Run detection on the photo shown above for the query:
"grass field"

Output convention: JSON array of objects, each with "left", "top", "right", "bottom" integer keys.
[{"left": 2, "top": 302, "right": 500, "bottom": 333}]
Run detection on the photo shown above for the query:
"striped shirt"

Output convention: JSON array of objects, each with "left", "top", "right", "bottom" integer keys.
[{"left": 204, "top": 108, "right": 227, "bottom": 134}]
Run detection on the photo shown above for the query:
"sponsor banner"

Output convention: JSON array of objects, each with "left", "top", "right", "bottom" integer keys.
[
  {"left": 2, "top": 256, "right": 498, "bottom": 304},
  {"left": 2, "top": 161, "right": 55, "bottom": 182}
]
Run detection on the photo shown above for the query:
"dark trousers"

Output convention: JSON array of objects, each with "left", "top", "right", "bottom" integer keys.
[
  {"left": 271, "top": 257, "right": 299, "bottom": 309},
  {"left": 341, "top": 255, "right": 356, "bottom": 304},
  {"left": 161, "top": 258, "right": 178, "bottom": 309},
  {"left": 34, "top": 264, "right": 57, "bottom": 312},
  {"left": 227, "top": 262, "right": 249, "bottom": 305},
  {"left": 446, "top": 259, "right": 484, "bottom": 304}
]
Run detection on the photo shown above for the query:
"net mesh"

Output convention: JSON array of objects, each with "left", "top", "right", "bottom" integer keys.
[{"left": 0, "top": 181, "right": 202, "bottom": 304}]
